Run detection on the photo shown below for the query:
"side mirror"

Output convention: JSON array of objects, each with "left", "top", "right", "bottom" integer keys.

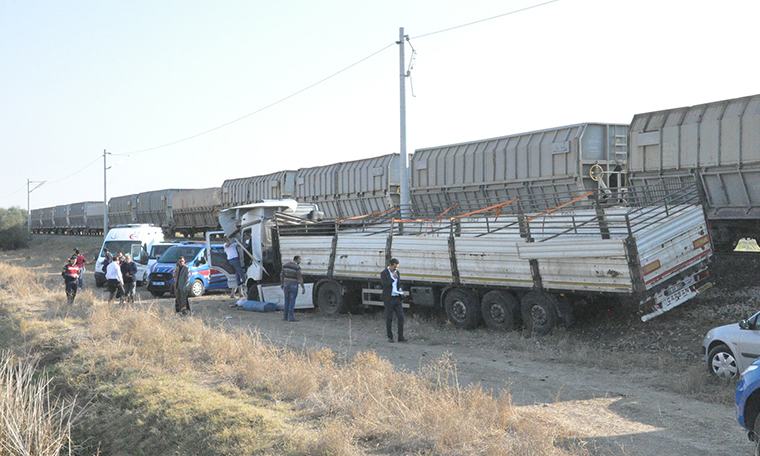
[{"left": 740, "top": 320, "right": 751, "bottom": 330}]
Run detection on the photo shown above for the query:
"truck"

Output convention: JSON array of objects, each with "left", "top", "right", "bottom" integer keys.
[
  {"left": 94, "top": 224, "right": 164, "bottom": 287},
  {"left": 214, "top": 181, "right": 713, "bottom": 334}
]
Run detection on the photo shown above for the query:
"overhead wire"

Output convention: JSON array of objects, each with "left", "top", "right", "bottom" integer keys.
[
  {"left": 18, "top": 0, "right": 559, "bottom": 205},
  {"left": 409, "top": 0, "right": 560, "bottom": 40}
]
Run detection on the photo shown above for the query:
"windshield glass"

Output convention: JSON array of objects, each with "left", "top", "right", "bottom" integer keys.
[
  {"left": 150, "top": 244, "right": 175, "bottom": 259},
  {"left": 102, "top": 241, "right": 141, "bottom": 258},
  {"left": 158, "top": 246, "right": 203, "bottom": 264}
]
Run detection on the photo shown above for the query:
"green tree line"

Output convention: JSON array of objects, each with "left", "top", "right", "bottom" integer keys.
[{"left": 0, "top": 207, "right": 29, "bottom": 250}]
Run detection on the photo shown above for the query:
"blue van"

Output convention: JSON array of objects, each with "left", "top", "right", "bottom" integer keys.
[{"left": 147, "top": 242, "right": 235, "bottom": 297}]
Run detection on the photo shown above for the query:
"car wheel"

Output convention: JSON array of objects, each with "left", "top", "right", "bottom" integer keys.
[
  {"left": 707, "top": 344, "right": 738, "bottom": 379},
  {"left": 189, "top": 279, "right": 205, "bottom": 298}
]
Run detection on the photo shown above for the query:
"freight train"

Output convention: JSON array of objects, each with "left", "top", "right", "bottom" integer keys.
[{"left": 29, "top": 93, "right": 760, "bottom": 251}]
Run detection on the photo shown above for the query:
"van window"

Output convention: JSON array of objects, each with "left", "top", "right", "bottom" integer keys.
[
  {"left": 158, "top": 246, "right": 203, "bottom": 264},
  {"left": 102, "top": 241, "right": 141, "bottom": 257}
]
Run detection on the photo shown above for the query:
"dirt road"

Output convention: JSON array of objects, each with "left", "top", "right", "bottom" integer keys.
[{"left": 124, "top": 285, "right": 750, "bottom": 456}]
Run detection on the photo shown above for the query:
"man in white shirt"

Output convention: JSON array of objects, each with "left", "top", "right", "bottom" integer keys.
[
  {"left": 105, "top": 256, "right": 124, "bottom": 303},
  {"left": 224, "top": 237, "right": 245, "bottom": 297}
]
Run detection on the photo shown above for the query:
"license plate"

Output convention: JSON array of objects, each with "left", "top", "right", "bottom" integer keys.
[{"left": 153, "top": 281, "right": 165, "bottom": 286}]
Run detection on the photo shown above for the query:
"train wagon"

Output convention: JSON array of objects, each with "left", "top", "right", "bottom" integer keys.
[
  {"left": 410, "top": 123, "right": 628, "bottom": 217},
  {"left": 221, "top": 171, "right": 297, "bottom": 208},
  {"left": 173, "top": 188, "right": 222, "bottom": 237},
  {"left": 294, "top": 153, "right": 400, "bottom": 219},
  {"left": 627, "top": 93, "right": 760, "bottom": 251}
]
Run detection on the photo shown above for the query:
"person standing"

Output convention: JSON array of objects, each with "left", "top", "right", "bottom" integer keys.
[
  {"left": 380, "top": 258, "right": 405, "bottom": 342},
  {"left": 280, "top": 255, "right": 305, "bottom": 322},
  {"left": 105, "top": 256, "right": 124, "bottom": 304},
  {"left": 224, "top": 237, "right": 245, "bottom": 297},
  {"left": 62, "top": 255, "right": 79, "bottom": 304},
  {"left": 73, "top": 248, "right": 87, "bottom": 289},
  {"left": 121, "top": 254, "right": 138, "bottom": 303},
  {"left": 173, "top": 256, "right": 191, "bottom": 315}
]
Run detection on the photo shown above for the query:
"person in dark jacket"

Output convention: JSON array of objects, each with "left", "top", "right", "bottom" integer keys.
[
  {"left": 120, "top": 254, "right": 138, "bottom": 303},
  {"left": 280, "top": 255, "right": 305, "bottom": 322},
  {"left": 172, "top": 257, "right": 191, "bottom": 315},
  {"left": 62, "top": 255, "right": 79, "bottom": 304},
  {"left": 380, "top": 258, "right": 405, "bottom": 342}
]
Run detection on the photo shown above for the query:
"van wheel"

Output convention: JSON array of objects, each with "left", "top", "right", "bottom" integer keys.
[
  {"left": 150, "top": 291, "right": 164, "bottom": 298},
  {"left": 189, "top": 279, "right": 205, "bottom": 298},
  {"left": 317, "top": 281, "right": 344, "bottom": 316},
  {"left": 443, "top": 288, "right": 481, "bottom": 329},
  {"left": 481, "top": 290, "right": 520, "bottom": 331}
]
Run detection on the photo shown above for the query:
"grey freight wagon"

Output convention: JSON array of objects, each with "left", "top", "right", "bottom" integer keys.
[
  {"left": 410, "top": 123, "right": 628, "bottom": 217},
  {"left": 628, "top": 94, "right": 760, "bottom": 251}
]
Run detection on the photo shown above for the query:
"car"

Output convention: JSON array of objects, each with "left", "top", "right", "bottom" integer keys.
[
  {"left": 736, "top": 358, "right": 760, "bottom": 454},
  {"left": 146, "top": 242, "right": 236, "bottom": 298},
  {"left": 134, "top": 242, "right": 178, "bottom": 285},
  {"left": 703, "top": 311, "right": 760, "bottom": 379}
]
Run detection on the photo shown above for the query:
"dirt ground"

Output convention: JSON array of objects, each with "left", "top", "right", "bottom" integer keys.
[{"left": 10, "top": 235, "right": 760, "bottom": 455}]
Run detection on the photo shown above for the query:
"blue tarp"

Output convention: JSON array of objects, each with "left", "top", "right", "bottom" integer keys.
[{"left": 240, "top": 300, "right": 278, "bottom": 312}]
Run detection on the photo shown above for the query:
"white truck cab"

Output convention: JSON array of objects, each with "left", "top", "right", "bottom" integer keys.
[{"left": 94, "top": 224, "right": 164, "bottom": 287}]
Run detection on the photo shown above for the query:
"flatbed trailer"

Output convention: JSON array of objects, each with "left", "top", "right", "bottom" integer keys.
[{"left": 274, "top": 182, "right": 713, "bottom": 334}]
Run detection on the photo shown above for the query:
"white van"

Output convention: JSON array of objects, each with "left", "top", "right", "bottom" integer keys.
[
  {"left": 133, "top": 242, "right": 177, "bottom": 285},
  {"left": 94, "top": 224, "right": 164, "bottom": 287}
]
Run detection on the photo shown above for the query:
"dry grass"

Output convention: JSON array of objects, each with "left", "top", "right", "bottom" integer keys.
[
  {"left": 0, "top": 257, "right": 591, "bottom": 456},
  {"left": 0, "top": 352, "right": 76, "bottom": 456}
]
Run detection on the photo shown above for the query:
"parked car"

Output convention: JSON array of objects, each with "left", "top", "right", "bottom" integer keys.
[
  {"left": 703, "top": 311, "right": 760, "bottom": 379},
  {"left": 735, "top": 357, "right": 760, "bottom": 453},
  {"left": 134, "top": 242, "right": 178, "bottom": 285},
  {"left": 146, "top": 242, "right": 235, "bottom": 298}
]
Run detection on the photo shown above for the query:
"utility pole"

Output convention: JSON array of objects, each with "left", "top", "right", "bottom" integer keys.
[
  {"left": 398, "top": 27, "right": 410, "bottom": 219},
  {"left": 103, "top": 149, "right": 109, "bottom": 237},
  {"left": 26, "top": 179, "right": 46, "bottom": 235}
]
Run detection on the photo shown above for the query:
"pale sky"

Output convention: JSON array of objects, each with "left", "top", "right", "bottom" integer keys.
[{"left": 1, "top": 0, "right": 758, "bottom": 210}]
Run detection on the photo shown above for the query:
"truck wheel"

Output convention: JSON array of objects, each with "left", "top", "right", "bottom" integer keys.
[
  {"left": 481, "top": 290, "right": 520, "bottom": 331},
  {"left": 189, "top": 279, "right": 205, "bottom": 298},
  {"left": 317, "top": 281, "right": 344, "bottom": 316},
  {"left": 521, "top": 292, "right": 558, "bottom": 336},
  {"left": 444, "top": 288, "right": 482, "bottom": 329}
]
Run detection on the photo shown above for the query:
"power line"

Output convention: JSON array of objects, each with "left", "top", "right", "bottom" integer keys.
[
  {"left": 113, "top": 42, "right": 397, "bottom": 156},
  {"left": 410, "top": 0, "right": 560, "bottom": 40},
  {"left": 45, "top": 156, "right": 102, "bottom": 184},
  {"left": 0, "top": 183, "right": 27, "bottom": 200}
]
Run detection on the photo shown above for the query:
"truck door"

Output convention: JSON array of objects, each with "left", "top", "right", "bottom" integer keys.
[{"left": 205, "top": 231, "right": 236, "bottom": 289}]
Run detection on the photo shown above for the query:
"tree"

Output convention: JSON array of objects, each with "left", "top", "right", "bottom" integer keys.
[{"left": 0, "top": 207, "right": 29, "bottom": 250}]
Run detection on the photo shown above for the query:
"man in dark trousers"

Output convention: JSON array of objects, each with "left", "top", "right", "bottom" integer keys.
[
  {"left": 380, "top": 258, "right": 405, "bottom": 342},
  {"left": 62, "top": 255, "right": 79, "bottom": 304},
  {"left": 280, "top": 255, "right": 305, "bottom": 322}
]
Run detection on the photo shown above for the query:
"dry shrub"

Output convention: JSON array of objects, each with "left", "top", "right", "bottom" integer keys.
[
  {"left": 0, "top": 262, "right": 47, "bottom": 300},
  {"left": 0, "top": 352, "right": 76, "bottom": 456},
  {"left": 69, "top": 302, "right": 587, "bottom": 455}
]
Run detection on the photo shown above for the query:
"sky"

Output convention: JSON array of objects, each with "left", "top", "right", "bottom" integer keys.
[{"left": 1, "top": 0, "right": 759, "bottom": 210}]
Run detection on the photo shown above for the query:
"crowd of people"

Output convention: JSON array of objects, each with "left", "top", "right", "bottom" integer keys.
[{"left": 61, "top": 247, "right": 136, "bottom": 305}]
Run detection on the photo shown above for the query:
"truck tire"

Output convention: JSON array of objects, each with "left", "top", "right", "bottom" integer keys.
[
  {"left": 481, "top": 290, "right": 520, "bottom": 331},
  {"left": 189, "top": 279, "right": 205, "bottom": 298},
  {"left": 317, "top": 280, "right": 344, "bottom": 316},
  {"left": 444, "top": 288, "right": 482, "bottom": 329},
  {"left": 521, "top": 292, "right": 558, "bottom": 336}
]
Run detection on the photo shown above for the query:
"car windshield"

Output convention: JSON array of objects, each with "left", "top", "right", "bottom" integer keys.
[
  {"left": 150, "top": 245, "right": 174, "bottom": 259},
  {"left": 158, "top": 246, "right": 202, "bottom": 264},
  {"left": 102, "top": 241, "right": 141, "bottom": 258}
]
